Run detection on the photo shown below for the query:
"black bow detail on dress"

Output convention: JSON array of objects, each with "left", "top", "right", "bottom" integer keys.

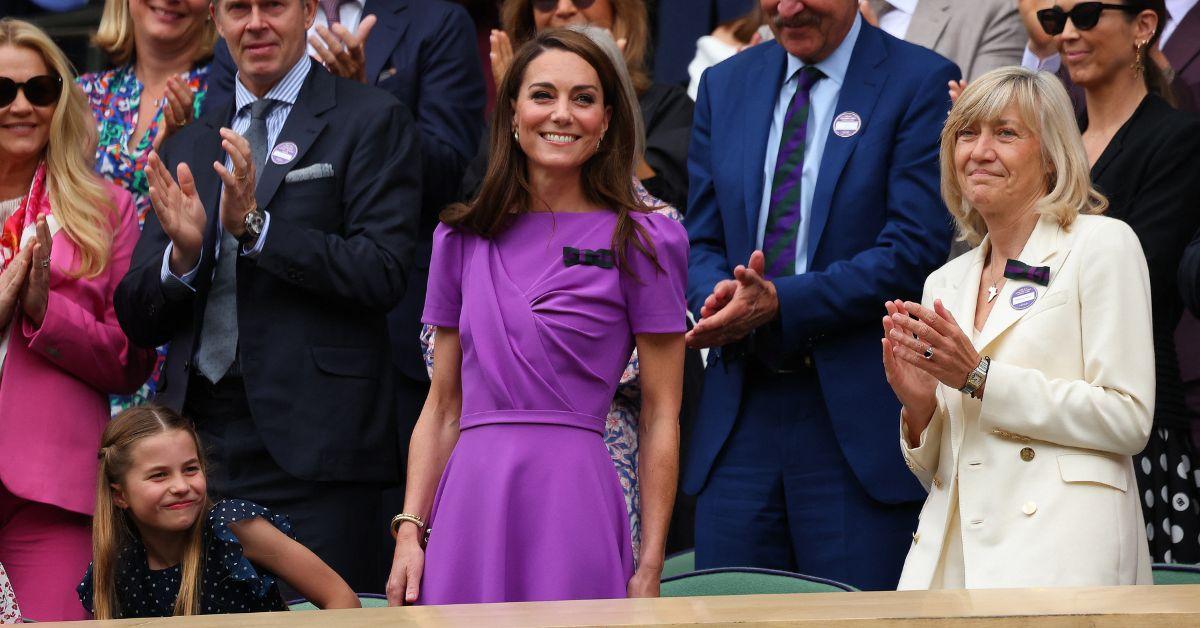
[
  {"left": 563, "top": 247, "right": 614, "bottom": 269},
  {"left": 1003, "top": 259, "right": 1050, "bottom": 286}
]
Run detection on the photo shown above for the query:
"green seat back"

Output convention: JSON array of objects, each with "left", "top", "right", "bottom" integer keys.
[
  {"left": 288, "top": 593, "right": 388, "bottom": 611},
  {"left": 661, "top": 549, "right": 696, "bottom": 580},
  {"left": 1152, "top": 563, "right": 1200, "bottom": 585},
  {"left": 660, "top": 567, "right": 856, "bottom": 597}
]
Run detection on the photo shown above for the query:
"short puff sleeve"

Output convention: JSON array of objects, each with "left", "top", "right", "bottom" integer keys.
[
  {"left": 621, "top": 212, "right": 690, "bottom": 335},
  {"left": 422, "top": 222, "right": 467, "bottom": 328},
  {"left": 207, "top": 499, "right": 295, "bottom": 599}
]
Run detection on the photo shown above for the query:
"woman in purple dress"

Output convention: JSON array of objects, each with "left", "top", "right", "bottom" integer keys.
[{"left": 385, "top": 28, "right": 688, "bottom": 606}]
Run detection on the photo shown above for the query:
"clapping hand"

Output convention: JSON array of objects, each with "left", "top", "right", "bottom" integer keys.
[
  {"left": 0, "top": 248, "right": 31, "bottom": 330},
  {"left": 310, "top": 15, "right": 377, "bottom": 84},
  {"left": 153, "top": 75, "right": 196, "bottom": 151},
  {"left": 147, "top": 150, "right": 207, "bottom": 274},
  {"left": 881, "top": 300, "right": 939, "bottom": 430},
  {"left": 686, "top": 250, "right": 779, "bottom": 349},
  {"left": 882, "top": 298, "right": 981, "bottom": 395},
  {"left": 488, "top": 29, "right": 514, "bottom": 87},
  {"left": 213, "top": 128, "right": 258, "bottom": 239},
  {"left": 20, "top": 216, "right": 53, "bottom": 328}
]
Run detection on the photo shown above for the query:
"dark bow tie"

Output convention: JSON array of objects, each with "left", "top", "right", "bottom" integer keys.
[
  {"left": 563, "top": 247, "right": 614, "bottom": 269},
  {"left": 1004, "top": 259, "right": 1050, "bottom": 286}
]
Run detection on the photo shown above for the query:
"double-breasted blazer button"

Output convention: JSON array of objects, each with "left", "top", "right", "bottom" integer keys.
[
  {"left": 912, "top": 531, "right": 920, "bottom": 544},
  {"left": 1022, "top": 502, "right": 1037, "bottom": 516},
  {"left": 1020, "top": 447, "right": 1035, "bottom": 462},
  {"left": 932, "top": 476, "right": 943, "bottom": 489}
]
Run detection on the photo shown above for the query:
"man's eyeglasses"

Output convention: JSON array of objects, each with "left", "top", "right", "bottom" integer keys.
[
  {"left": 532, "top": 0, "right": 597, "bottom": 13},
  {"left": 0, "top": 75, "right": 63, "bottom": 108},
  {"left": 1036, "top": 2, "right": 1141, "bottom": 36}
]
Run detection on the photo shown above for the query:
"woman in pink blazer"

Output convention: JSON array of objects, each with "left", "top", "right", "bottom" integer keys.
[{"left": 0, "top": 20, "right": 155, "bottom": 622}]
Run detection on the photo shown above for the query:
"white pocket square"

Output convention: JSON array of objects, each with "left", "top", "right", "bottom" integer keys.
[{"left": 285, "top": 163, "right": 334, "bottom": 182}]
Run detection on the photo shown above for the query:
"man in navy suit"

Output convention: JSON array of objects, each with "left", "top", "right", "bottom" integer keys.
[
  {"left": 117, "top": 0, "right": 421, "bottom": 592},
  {"left": 207, "top": 0, "right": 485, "bottom": 462},
  {"left": 684, "top": 0, "right": 957, "bottom": 590}
]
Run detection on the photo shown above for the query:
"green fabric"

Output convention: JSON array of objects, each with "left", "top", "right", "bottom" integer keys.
[
  {"left": 660, "top": 571, "right": 852, "bottom": 597},
  {"left": 662, "top": 550, "right": 696, "bottom": 579},
  {"left": 288, "top": 595, "right": 388, "bottom": 611},
  {"left": 1152, "top": 564, "right": 1200, "bottom": 585}
]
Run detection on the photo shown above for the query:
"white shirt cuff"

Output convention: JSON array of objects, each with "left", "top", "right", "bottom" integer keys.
[{"left": 160, "top": 243, "right": 200, "bottom": 294}]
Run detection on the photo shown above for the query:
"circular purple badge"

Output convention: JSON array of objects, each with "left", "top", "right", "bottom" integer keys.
[
  {"left": 270, "top": 141, "right": 298, "bottom": 165},
  {"left": 832, "top": 111, "right": 862, "bottom": 138},
  {"left": 1010, "top": 285, "right": 1038, "bottom": 310}
]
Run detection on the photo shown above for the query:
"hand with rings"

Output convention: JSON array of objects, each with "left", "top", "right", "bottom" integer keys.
[
  {"left": 152, "top": 75, "right": 197, "bottom": 152},
  {"left": 883, "top": 298, "right": 981, "bottom": 391},
  {"left": 213, "top": 128, "right": 258, "bottom": 239},
  {"left": 20, "top": 216, "right": 54, "bottom": 328}
]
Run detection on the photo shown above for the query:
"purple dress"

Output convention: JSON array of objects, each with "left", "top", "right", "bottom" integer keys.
[{"left": 418, "top": 210, "right": 688, "bottom": 605}]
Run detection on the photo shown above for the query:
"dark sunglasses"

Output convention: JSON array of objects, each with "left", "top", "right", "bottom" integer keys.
[
  {"left": 1036, "top": 2, "right": 1141, "bottom": 35},
  {"left": 0, "top": 75, "right": 63, "bottom": 108},
  {"left": 532, "top": 0, "right": 597, "bottom": 12}
]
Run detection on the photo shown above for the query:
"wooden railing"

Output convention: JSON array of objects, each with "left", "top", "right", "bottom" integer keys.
[{"left": 35, "top": 585, "right": 1200, "bottom": 627}]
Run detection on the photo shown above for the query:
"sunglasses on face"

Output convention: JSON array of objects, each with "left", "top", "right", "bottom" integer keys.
[
  {"left": 0, "top": 75, "right": 63, "bottom": 108},
  {"left": 532, "top": 0, "right": 597, "bottom": 12},
  {"left": 1036, "top": 2, "right": 1141, "bottom": 35}
]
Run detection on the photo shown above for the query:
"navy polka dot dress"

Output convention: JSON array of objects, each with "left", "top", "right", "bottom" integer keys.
[{"left": 77, "top": 499, "right": 293, "bottom": 617}]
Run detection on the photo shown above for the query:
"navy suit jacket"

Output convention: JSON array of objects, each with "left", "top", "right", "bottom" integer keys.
[
  {"left": 207, "top": 0, "right": 485, "bottom": 381},
  {"left": 116, "top": 65, "right": 421, "bottom": 483},
  {"left": 684, "top": 24, "right": 958, "bottom": 503}
]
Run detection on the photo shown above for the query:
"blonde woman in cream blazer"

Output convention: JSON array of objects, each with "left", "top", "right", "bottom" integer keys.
[{"left": 881, "top": 67, "right": 1154, "bottom": 590}]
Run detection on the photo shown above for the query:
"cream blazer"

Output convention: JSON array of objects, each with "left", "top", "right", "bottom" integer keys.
[{"left": 897, "top": 214, "right": 1155, "bottom": 590}]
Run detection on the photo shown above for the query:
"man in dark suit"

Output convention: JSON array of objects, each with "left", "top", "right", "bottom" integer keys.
[
  {"left": 684, "top": 0, "right": 956, "bottom": 590},
  {"left": 1161, "top": 0, "right": 1199, "bottom": 106},
  {"left": 206, "top": 0, "right": 485, "bottom": 470},
  {"left": 115, "top": 0, "right": 420, "bottom": 593}
]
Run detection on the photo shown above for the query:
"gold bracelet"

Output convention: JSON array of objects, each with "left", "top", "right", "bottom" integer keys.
[{"left": 390, "top": 513, "right": 426, "bottom": 539}]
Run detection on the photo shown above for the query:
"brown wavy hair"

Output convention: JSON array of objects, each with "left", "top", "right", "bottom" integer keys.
[
  {"left": 92, "top": 405, "right": 211, "bottom": 619},
  {"left": 501, "top": 0, "right": 651, "bottom": 94},
  {"left": 441, "top": 28, "right": 659, "bottom": 276}
]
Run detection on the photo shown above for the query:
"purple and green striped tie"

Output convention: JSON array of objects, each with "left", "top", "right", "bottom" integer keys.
[{"left": 763, "top": 65, "right": 825, "bottom": 279}]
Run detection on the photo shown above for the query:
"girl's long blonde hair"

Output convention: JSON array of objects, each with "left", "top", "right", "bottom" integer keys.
[
  {"left": 93, "top": 405, "right": 211, "bottom": 619},
  {"left": 0, "top": 19, "right": 116, "bottom": 278}
]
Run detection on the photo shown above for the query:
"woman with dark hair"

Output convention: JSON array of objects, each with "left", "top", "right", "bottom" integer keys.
[
  {"left": 1028, "top": 0, "right": 1200, "bottom": 562},
  {"left": 470, "top": 0, "right": 693, "bottom": 212},
  {"left": 386, "top": 28, "right": 688, "bottom": 606}
]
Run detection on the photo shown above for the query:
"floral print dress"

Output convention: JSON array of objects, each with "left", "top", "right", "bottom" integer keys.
[{"left": 78, "top": 64, "right": 209, "bottom": 414}]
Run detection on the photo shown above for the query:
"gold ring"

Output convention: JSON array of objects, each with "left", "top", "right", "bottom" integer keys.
[{"left": 39, "top": 259, "right": 50, "bottom": 268}]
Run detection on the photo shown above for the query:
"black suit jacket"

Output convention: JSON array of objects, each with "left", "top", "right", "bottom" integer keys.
[
  {"left": 1087, "top": 93, "right": 1200, "bottom": 431},
  {"left": 206, "top": 0, "right": 485, "bottom": 381},
  {"left": 115, "top": 63, "right": 422, "bottom": 483}
]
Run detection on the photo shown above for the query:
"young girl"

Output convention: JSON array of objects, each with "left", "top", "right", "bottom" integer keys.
[{"left": 77, "top": 405, "right": 359, "bottom": 618}]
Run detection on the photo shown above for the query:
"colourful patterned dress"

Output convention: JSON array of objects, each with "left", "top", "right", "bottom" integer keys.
[{"left": 78, "top": 64, "right": 209, "bottom": 414}]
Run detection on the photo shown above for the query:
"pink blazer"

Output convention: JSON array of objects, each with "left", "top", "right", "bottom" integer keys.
[{"left": 0, "top": 184, "right": 156, "bottom": 516}]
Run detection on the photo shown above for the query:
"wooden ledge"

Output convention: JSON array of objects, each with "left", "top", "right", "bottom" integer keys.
[{"left": 38, "top": 585, "right": 1200, "bottom": 627}]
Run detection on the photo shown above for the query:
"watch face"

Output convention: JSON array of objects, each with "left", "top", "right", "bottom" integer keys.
[{"left": 245, "top": 211, "right": 264, "bottom": 234}]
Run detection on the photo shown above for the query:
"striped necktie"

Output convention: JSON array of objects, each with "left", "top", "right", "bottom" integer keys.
[
  {"left": 319, "top": 0, "right": 345, "bottom": 25},
  {"left": 763, "top": 65, "right": 824, "bottom": 279}
]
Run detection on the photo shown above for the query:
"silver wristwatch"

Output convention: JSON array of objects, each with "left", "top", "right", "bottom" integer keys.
[
  {"left": 240, "top": 207, "right": 265, "bottom": 245},
  {"left": 959, "top": 356, "right": 991, "bottom": 398}
]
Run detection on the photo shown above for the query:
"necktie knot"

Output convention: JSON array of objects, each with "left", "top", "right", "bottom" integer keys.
[
  {"left": 249, "top": 98, "right": 274, "bottom": 122},
  {"left": 795, "top": 65, "right": 825, "bottom": 93}
]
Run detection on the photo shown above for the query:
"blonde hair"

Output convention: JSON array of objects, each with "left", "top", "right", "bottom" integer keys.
[
  {"left": 0, "top": 19, "right": 117, "bottom": 278},
  {"left": 502, "top": 0, "right": 651, "bottom": 94},
  {"left": 941, "top": 66, "right": 1107, "bottom": 246},
  {"left": 93, "top": 405, "right": 211, "bottom": 619},
  {"left": 94, "top": 0, "right": 217, "bottom": 66}
]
